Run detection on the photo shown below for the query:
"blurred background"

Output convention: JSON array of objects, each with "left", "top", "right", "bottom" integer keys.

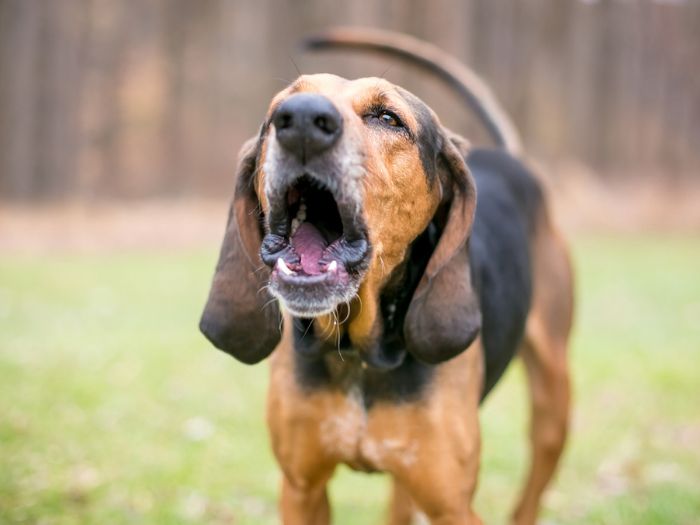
[
  {"left": 2, "top": 0, "right": 700, "bottom": 200},
  {"left": 1, "top": 1, "right": 698, "bottom": 524}
]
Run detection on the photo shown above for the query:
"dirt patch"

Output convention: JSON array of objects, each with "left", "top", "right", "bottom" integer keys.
[
  {"left": 0, "top": 200, "right": 229, "bottom": 254},
  {"left": 548, "top": 162, "right": 700, "bottom": 235},
  {"left": 1, "top": 177, "right": 699, "bottom": 255}
]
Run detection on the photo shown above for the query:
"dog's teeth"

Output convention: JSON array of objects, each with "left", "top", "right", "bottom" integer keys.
[
  {"left": 276, "top": 258, "right": 294, "bottom": 275},
  {"left": 327, "top": 260, "right": 338, "bottom": 273},
  {"left": 291, "top": 218, "right": 300, "bottom": 235},
  {"left": 296, "top": 203, "right": 307, "bottom": 222}
]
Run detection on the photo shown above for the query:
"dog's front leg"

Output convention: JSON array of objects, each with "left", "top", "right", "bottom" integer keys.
[
  {"left": 280, "top": 469, "right": 334, "bottom": 525},
  {"left": 270, "top": 384, "right": 337, "bottom": 525},
  {"left": 267, "top": 337, "right": 341, "bottom": 525},
  {"left": 373, "top": 345, "right": 485, "bottom": 525}
]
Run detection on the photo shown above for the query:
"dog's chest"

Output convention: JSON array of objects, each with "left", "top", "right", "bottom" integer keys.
[
  {"left": 283, "top": 321, "right": 434, "bottom": 471},
  {"left": 292, "top": 329, "right": 434, "bottom": 405},
  {"left": 270, "top": 333, "right": 481, "bottom": 475},
  {"left": 315, "top": 379, "right": 421, "bottom": 472}
]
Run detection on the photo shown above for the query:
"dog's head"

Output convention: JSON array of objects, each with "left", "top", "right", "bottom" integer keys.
[{"left": 200, "top": 74, "right": 481, "bottom": 366}]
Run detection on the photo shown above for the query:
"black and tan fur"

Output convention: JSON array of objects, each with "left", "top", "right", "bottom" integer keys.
[{"left": 200, "top": 28, "right": 573, "bottom": 525}]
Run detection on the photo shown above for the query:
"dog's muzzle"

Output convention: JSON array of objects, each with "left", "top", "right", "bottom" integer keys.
[{"left": 260, "top": 94, "right": 370, "bottom": 317}]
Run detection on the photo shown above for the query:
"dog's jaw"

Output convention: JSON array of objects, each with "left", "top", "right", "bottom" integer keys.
[{"left": 259, "top": 130, "right": 372, "bottom": 318}]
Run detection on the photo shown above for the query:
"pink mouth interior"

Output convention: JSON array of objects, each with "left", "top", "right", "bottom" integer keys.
[{"left": 291, "top": 222, "right": 329, "bottom": 275}]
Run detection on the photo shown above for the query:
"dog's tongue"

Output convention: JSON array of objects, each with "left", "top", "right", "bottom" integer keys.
[{"left": 291, "top": 222, "right": 328, "bottom": 275}]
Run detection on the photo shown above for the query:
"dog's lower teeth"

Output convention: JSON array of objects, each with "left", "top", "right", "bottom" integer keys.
[
  {"left": 276, "top": 257, "right": 294, "bottom": 276},
  {"left": 291, "top": 218, "right": 300, "bottom": 235}
]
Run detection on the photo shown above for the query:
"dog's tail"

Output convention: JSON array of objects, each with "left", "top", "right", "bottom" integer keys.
[{"left": 303, "top": 27, "right": 522, "bottom": 156}]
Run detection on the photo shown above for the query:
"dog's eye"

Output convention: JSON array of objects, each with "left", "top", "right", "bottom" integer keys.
[
  {"left": 365, "top": 107, "right": 406, "bottom": 131},
  {"left": 378, "top": 110, "right": 402, "bottom": 128}
]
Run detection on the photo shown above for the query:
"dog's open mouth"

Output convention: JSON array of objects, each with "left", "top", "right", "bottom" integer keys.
[{"left": 261, "top": 175, "right": 370, "bottom": 316}]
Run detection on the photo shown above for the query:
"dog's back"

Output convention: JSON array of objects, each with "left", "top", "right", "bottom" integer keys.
[{"left": 468, "top": 148, "right": 544, "bottom": 396}]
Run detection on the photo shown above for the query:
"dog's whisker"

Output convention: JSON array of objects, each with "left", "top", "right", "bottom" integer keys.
[
  {"left": 377, "top": 64, "right": 394, "bottom": 82},
  {"left": 339, "top": 301, "right": 352, "bottom": 325},
  {"left": 261, "top": 297, "right": 279, "bottom": 311},
  {"left": 301, "top": 318, "right": 313, "bottom": 340},
  {"left": 332, "top": 310, "right": 344, "bottom": 361},
  {"left": 249, "top": 202, "right": 263, "bottom": 216},
  {"left": 287, "top": 54, "right": 302, "bottom": 77},
  {"left": 353, "top": 293, "right": 363, "bottom": 316},
  {"left": 317, "top": 313, "right": 335, "bottom": 340},
  {"left": 272, "top": 76, "right": 296, "bottom": 86}
]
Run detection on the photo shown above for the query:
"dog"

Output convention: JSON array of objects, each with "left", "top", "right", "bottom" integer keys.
[{"left": 200, "top": 28, "right": 573, "bottom": 525}]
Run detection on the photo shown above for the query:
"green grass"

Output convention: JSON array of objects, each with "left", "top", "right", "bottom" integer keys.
[{"left": 1, "top": 235, "right": 699, "bottom": 524}]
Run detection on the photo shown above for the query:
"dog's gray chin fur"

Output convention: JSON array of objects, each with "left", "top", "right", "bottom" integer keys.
[{"left": 269, "top": 280, "right": 361, "bottom": 319}]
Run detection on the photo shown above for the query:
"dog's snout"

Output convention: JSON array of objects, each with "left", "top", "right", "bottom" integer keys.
[{"left": 272, "top": 93, "right": 342, "bottom": 161}]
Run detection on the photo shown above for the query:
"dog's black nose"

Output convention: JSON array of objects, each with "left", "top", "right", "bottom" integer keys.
[{"left": 272, "top": 93, "right": 342, "bottom": 161}]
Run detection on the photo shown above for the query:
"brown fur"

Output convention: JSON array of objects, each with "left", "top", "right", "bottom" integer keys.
[
  {"left": 202, "top": 64, "right": 573, "bottom": 524},
  {"left": 259, "top": 75, "right": 444, "bottom": 347}
]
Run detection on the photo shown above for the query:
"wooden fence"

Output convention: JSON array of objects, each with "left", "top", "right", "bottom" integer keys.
[{"left": 0, "top": 0, "right": 698, "bottom": 199}]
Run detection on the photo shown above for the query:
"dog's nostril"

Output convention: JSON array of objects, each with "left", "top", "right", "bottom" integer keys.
[
  {"left": 314, "top": 114, "right": 338, "bottom": 134},
  {"left": 275, "top": 112, "right": 293, "bottom": 130}
]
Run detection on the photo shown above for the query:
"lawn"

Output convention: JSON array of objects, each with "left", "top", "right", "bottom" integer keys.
[{"left": 1, "top": 235, "right": 699, "bottom": 524}]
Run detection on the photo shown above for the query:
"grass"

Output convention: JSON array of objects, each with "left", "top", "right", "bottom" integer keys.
[{"left": 1, "top": 235, "right": 699, "bottom": 524}]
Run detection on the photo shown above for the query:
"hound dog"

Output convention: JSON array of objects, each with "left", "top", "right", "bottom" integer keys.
[{"left": 200, "top": 28, "right": 573, "bottom": 525}]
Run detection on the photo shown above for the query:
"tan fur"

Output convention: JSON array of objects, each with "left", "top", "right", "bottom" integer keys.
[
  {"left": 268, "top": 312, "right": 485, "bottom": 524},
  {"left": 252, "top": 74, "right": 572, "bottom": 525},
  {"left": 512, "top": 214, "right": 573, "bottom": 525},
  {"left": 257, "top": 75, "right": 442, "bottom": 347}
]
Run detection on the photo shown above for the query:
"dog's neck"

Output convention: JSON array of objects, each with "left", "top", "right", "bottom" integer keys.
[{"left": 293, "top": 220, "right": 438, "bottom": 371}]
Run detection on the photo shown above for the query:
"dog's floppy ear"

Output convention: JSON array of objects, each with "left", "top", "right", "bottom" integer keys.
[
  {"left": 404, "top": 136, "right": 481, "bottom": 364},
  {"left": 199, "top": 137, "right": 281, "bottom": 364}
]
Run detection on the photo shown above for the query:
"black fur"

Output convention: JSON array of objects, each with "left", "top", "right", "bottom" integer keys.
[
  {"left": 399, "top": 88, "right": 443, "bottom": 186},
  {"left": 468, "top": 148, "right": 541, "bottom": 396},
  {"left": 293, "top": 147, "right": 543, "bottom": 402},
  {"left": 293, "top": 225, "right": 436, "bottom": 407}
]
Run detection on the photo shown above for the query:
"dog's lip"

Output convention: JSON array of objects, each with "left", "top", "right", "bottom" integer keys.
[
  {"left": 266, "top": 173, "right": 367, "bottom": 242},
  {"left": 268, "top": 250, "right": 357, "bottom": 318},
  {"left": 262, "top": 231, "right": 370, "bottom": 276},
  {"left": 260, "top": 173, "right": 370, "bottom": 276},
  {"left": 273, "top": 258, "right": 343, "bottom": 284}
]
